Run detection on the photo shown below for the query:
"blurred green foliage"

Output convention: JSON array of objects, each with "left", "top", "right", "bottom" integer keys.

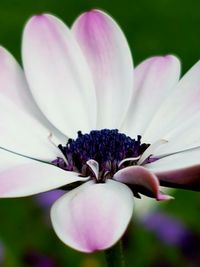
[
  {"left": 0, "top": 0, "right": 200, "bottom": 266},
  {"left": 1, "top": 0, "right": 200, "bottom": 72}
]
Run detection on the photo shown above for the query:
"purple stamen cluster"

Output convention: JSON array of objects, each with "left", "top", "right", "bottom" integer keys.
[{"left": 52, "top": 129, "right": 150, "bottom": 179}]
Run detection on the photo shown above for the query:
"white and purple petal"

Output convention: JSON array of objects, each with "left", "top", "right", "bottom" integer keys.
[
  {"left": 146, "top": 149, "right": 200, "bottom": 190},
  {"left": 0, "top": 150, "right": 87, "bottom": 197},
  {"left": 51, "top": 179, "right": 133, "bottom": 252},
  {"left": 114, "top": 166, "right": 172, "bottom": 201},
  {"left": 23, "top": 14, "right": 96, "bottom": 138},
  {"left": 122, "top": 55, "right": 180, "bottom": 136},
  {"left": 72, "top": 9, "right": 134, "bottom": 129}
]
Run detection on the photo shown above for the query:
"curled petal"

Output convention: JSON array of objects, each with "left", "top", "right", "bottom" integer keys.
[
  {"left": 114, "top": 166, "right": 172, "bottom": 201},
  {"left": 0, "top": 151, "right": 87, "bottom": 197},
  {"left": 51, "top": 180, "right": 133, "bottom": 252},
  {"left": 72, "top": 9, "right": 133, "bottom": 129},
  {"left": 156, "top": 166, "right": 200, "bottom": 191},
  {"left": 147, "top": 150, "right": 200, "bottom": 190}
]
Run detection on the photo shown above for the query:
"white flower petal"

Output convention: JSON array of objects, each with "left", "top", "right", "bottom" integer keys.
[
  {"left": 22, "top": 14, "right": 96, "bottom": 138},
  {"left": 0, "top": 151, "right": 87, "bottom": 197},
  {"left": 51, "top": 179, "right": 133, "bottom": 252},
  {"left": 144, "top": 60, "right": 200, "bottom": 143},
  {"left": 146, "top": 149, "right": 200, "bottom": 172},
  {"left": 0, "top": 46, "right": 66, "bottom": 143},
  {"left": 72, "top": 9, "right": 134, "bottom": 129},
  {"left": 0, "top": 95, "right": 62, "bottom": 161},
  {"left": 122, "top": 55, "right": 180, "bottom": 136},
  {"left": 151, "top": 110, "right": 200, "bottom": 156},
  {"left": 0, "top": 46, "right": 33, "bottom": 114}
]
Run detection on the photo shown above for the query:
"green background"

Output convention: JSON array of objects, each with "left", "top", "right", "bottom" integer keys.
[{"left": 0, "top": 0, "right": 200, "bottom": 266}]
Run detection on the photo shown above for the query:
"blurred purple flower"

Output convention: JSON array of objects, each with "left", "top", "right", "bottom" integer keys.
[
  {"left": 142, "top": 212, "right": 200, "bottom": 266},
  {"left": 142, "top": 212, "right": 189, "bottom": 246},
  {"left": 24, "top": 250, "right": 56, "bottom": 267},
  {"left": 35, "top": 190, "right": 65, "bottom": 209}
]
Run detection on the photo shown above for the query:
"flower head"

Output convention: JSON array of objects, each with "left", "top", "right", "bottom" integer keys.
[{"left": 0, "top": 9, "right": 200, "bottom": 253}]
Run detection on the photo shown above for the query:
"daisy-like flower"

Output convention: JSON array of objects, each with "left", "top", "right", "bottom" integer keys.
[{"left": 0, "top": 9, "right": 200, "bottom": 253}]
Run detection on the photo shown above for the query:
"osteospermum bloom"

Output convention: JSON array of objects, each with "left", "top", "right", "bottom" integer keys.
[{"left": 1, "top": 9, "right": 200, "bottom": 253}]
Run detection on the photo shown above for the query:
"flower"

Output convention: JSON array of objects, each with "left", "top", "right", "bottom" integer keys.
[
  {"left": 23, "top": 250, "right": 56, "bottom": 267},
  {"left": 142, "top": 212, "right": 190, "bottom": 246},
  {"left": 142, "top": 212, "right": 200, "bottom": 265},
  {"left": 0, "top": 9, "right": 200, "bottom": 253}
]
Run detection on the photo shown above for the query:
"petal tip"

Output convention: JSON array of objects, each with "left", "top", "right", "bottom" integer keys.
[
  {"left": 31, "top": 13, "right": 49, "bottom": 20},
  {"left": 157, "top": 193, "right": 174, "bottom": 201},
  {"left": 76, "top": 9, "right": 107, "bottom": 27},
  {"left": 25, "top": 13, "right": 53, "bottom": 30},
  {"left": 51, "top": 180, "right": 133, "bottom": 253},
  {"left": 83, "top": 9, "right": 103, "bottom": 17}
]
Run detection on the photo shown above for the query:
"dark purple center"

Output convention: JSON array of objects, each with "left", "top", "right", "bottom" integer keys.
[{"left": 52, "top": 129, "right": 150, "bottom": 179}]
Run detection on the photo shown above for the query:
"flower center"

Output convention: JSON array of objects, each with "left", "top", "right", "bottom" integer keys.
[{"left": 52, "top": 129, "right": 150, "bottom": 181}]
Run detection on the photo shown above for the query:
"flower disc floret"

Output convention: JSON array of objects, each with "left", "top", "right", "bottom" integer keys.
[{"left": 53, "top": 129, "right": 150, "bottom": 180}]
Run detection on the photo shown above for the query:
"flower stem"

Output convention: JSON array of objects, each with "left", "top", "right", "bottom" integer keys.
[{"left": 104, "top": 240, "right": 125, "bottom": 267}]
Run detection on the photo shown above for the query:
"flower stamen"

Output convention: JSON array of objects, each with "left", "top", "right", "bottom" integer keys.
[
  {"left": 138, "top": 139, "right": 168, "bottom": 165},
  {"left": 53, "top": 129, "right": 150, "bottom": 179},
  {"left": 86, "top": 159, "right": 99, "bottom": 181},
  {"left": 118, "top": 156, "right": 141, "bottom": 168},
  {"left": 48, "top": 133, "right": 69, "bottom": 165}
]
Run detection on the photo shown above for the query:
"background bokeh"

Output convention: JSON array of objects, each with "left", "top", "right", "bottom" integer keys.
[{"left": 0, "top": 0, "right": 200, "bottom": 266}]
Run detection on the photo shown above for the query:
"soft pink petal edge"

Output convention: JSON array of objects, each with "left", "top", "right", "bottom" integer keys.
[
  {"left": 72, "top": 9, "right": 134, "bottom": 129},
  {"left": 0, "top": 152, "right": 87, "bottom": 197},
  {"left": 114, "top": 166, "right": 173, "bottom": 201},
  {"left": 50, "top": 179, "right": 133, "bottom": 252},
  {"left": 122, "top": 55, "right": 180, "bottom": 136},
  {"left": 22, "top": 13, "right": 96, "bottom": 138},
  {"left": 146, "top": 149, "right": 200, "bottom": 190}
]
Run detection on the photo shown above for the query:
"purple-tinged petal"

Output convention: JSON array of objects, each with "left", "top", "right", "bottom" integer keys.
[
  {"left": 122, "top": 55, "right": 180, "bottom": 136},
  {"left": 0, "top": 151, "right": 87, "bottom": 197},
  {"left": 146, "top": 149, "right": 200, "bottom": 190},
  {"left": 72, "top": 9, "right": 133, "bottom": 129},
  {"left": 114, "top": 166, "right": 173, "bottom": 201},
  {"left": 51, "top": 180, "right": 133, "bottom": 253},
  {"left": 144, "top": 60, "right": 200, "bottom": 143},
  {"left": 156, "top": 165, "right": 200, "bottom": 191},
  {"left": 22, "top": 14, "right": 96, "bottom": 138}
]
